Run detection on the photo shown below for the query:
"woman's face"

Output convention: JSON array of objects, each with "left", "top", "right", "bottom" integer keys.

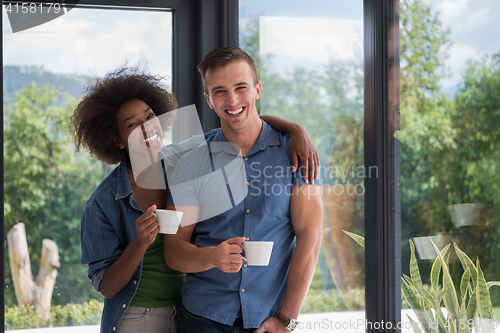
[{"left": 114, "top": 98, "right": 163, "bottom": 157}]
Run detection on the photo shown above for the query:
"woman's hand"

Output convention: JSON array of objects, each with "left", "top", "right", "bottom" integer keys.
[
  {"left": 135, "top": 205, "right": 159, "bottom": 246},
  {"left": 99, "top": 204, "right": 159, "bottom": 299},
  {"left": 289, "top": 123, "right": 319, "bottom": 184},
  {"left": 259, "top": 115, "right": 319, "bottom": 183}
]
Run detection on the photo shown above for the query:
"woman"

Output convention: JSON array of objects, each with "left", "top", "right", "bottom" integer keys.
[{"left": 70, "top": 66, "right": 318, "bottom": 333}]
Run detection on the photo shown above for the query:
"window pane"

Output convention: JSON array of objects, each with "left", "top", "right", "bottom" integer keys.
[
  {"left": 240, "top": 1, "right": 365, "bottom": 331},
  {"left": 3, "top": 6, "right": 172, "bottom": 330},
  {"left": 399, "top": 0, "right": 500, "bottom": 332}
]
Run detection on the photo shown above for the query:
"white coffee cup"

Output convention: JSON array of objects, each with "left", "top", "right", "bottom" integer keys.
[
  {"left": 240, "top": 241, "right": 274, "bottom": 266},
  {"left": 154, "top": 209, "right": 183, "bottom": 234}
]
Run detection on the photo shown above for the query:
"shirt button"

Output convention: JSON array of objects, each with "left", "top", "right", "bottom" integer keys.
[
  {"left": 244, "top": 263, "right": 248, "bottom": 267},
  {"left": 246, "top": 182, "right": 250, "bottom": 186},
  {"left": 122, "top": 304, "right": 127, "bottom": 308},
  {"left": 246, "top": 209, "right": 251, "bottom": 214},
  {"left": 113, "top": 328, "right": 116, "bottom": 331},
  {"left": 245, "top": 157, "right": 248, "bottom": 161},
  {"left": 241, "top": 289, "right": 245, "bottom": 293},
  {"left": 245, "top": 237, "right": 250, "bottom": 241},
  {"left": 133, "top": 280, "right": 137, "bottom": 284}
]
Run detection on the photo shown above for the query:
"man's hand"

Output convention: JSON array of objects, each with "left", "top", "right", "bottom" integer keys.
[
  {"left": 134, "top": 205, "right": 159, "bottom": 247},
  {"left": 289, "top": 123, "right": 319, "bottom": 184},
  {"left": 254, "top": 317, "right": 289, "bottom": 333},
  {"left": 210, "top": 237, "right": 246, "bottom": 273}
]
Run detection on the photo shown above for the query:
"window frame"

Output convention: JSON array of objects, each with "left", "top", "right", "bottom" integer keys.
[{"left": 364, "top": 0, "right": 401, "bottom": 332}]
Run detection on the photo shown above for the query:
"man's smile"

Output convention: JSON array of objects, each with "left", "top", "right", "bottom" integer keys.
[{"left": 225, "top": 106, "right": 245, "bottom": 115}]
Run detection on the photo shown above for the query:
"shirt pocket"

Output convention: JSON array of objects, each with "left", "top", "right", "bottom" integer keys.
[{"left": 263, "top": 168, "right": 292, "bottom": 217}]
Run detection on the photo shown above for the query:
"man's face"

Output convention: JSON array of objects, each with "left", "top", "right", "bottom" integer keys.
[{"left": 204, "top": 60, "right": 261, "bottom": 133}]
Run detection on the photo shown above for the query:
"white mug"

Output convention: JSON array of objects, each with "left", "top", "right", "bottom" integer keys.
[
  {"left": 240, "top": 241, "right": 274, "bottom": 266},
  {"left": 154, "top": 209, "right": 183, "bottom": 234}
]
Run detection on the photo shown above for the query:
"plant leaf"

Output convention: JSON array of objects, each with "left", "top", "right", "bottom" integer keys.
[
  {"left": 460, "top": 269, "right": 471, "bottom": 297},
  {"left": 437, "top": 304, "right": 451, "bottom": 333},
  {"left": 458, "top": 296, "right": 469, "bottom": 333},
  {"left": 410, "top": 239, "right": 425, "bottom": 294},
  {"left": 431, "top": 254, "right": 442, "bottom": 294},
  {"left": 431, "top": 244, "right": 450, "bottom": 295},
  {"left": 408, "top": 315, "right": 425, "bottom": 333},
  {"left": 402, "top": 277, "right": 423, "bottom": 310},
  {"left": 476, "top": 259, "right": 493, "bottom": 320},
  {"left": 431, "top": 239, "right": 459, "bottom": 333},
  {"left": 486, "top": 282, "right": 500, "bottom": 289},
  {"left": 404, "top": 274, "right": 415, "bottom": 287},
  {"left": 454, "top": 242, "right": 477, "bottom": 289},
  {"left": 466, "top": 287, "right": 477, "bottom": 323},
  {"left": 343, "top": 230, "right": 364, "bottom": 248},
  {"left": 402, "top": 277, "right": 431, "bottom": 330}
]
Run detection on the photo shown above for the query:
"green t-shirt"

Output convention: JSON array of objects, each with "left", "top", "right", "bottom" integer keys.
[{"left": 130, "top": 234, "right": 185, "bottom": 308}]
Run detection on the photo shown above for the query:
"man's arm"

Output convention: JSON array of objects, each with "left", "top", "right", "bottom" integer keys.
[
  {"left": 255, "top": 184, "right": 323, "bottom": 333},
  {"left": 260, "top": 115, "right": 319, "bottom": 184},
  {"left": 163, "top": 205, "right": 245, "bottom": 273}
]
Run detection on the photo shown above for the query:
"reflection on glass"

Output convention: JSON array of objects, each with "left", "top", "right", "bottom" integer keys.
[
  {"left": 399, "top": 0, "right": 500, "bottom": 332},
  {"left": 3, "top": 7, "right": 172, "bottom": 330},
  {"left": 240, "top": 0, "right": 365, "bottom": 328}
]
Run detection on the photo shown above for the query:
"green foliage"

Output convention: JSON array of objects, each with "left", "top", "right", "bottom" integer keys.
[
  {"left": 239, "top": 17, "right": 363, "bottom": 147},
  {"left": 346, "top": 232, "right": 500, "bottom": 333},
  {"left": 4, "top": 300, "right": 103, "bottom": 330},
  {"left": 3, "top": 65, "right": 88, "bottom": 107},
  {"left": 301, "top": 288, "right": 365, "bottom": 314},
  {"left": 398, "top": 1, "right": 500, "bottom": 304},
  {"left": 4, "top": 83, "right": 112, "bottom": 307},
  {"left": 302, "top": 264, "right": 364, "bottom": 313},
  {"left": 400, "top": 0, "right": 451, "bottom": 106},
  {"left": 343, "top": 231, "right": 365, "bottom": 248}
]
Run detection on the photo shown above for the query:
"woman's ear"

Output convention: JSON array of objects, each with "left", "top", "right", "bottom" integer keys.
[{"left": 114, "top": 137, "right": 125, "bottom": 149}]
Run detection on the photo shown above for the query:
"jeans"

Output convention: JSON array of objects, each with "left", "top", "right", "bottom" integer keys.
[
  {"left": 118, "top": 305, "right": 178, "bottom": 333},
  {"left": 178, "top": 306, "right": 255, "bottom": 333}
]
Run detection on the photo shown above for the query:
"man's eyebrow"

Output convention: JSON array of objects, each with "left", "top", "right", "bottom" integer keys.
[
  {"left": 211, "top": 86, "right": 225, "bottom": 93},
  {"left": 211, "top": 82, "right": 249, "bottom": 93}
]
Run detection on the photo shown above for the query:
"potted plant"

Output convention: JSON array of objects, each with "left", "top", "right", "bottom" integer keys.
[{"left": 344, "top": 231, "right": 500, "bottom": 333}]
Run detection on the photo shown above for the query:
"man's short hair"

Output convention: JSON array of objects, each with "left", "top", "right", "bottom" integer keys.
[{"left": 197, "top": 46, "right": 259, "bottom": 94}]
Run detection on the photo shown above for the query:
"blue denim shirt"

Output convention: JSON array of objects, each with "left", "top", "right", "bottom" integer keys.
[
  {"left": 81, "top": 132, "right": 216, "bottom": 333},
  {"left": 168, "top": 122, "right": 317, "bottom": 329},
  {"left": 81, "top": 158, "right": 144, "bottom": 333}
]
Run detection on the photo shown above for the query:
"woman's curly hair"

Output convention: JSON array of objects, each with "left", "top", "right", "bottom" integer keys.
[{"left": 70, "top": 66, "right": 177, "bottom": 165}]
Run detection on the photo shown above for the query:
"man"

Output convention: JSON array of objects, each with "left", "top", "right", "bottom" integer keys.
[{"left": 164, "top": 46, "right": 322, "bottom": 333}]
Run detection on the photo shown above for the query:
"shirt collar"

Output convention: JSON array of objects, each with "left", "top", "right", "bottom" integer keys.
[
  {"left": 208, "top": 121, "right": 281, "bottom": 156},
  {"left": 115, "top": 157, "right": 134, "bottom": 200}
]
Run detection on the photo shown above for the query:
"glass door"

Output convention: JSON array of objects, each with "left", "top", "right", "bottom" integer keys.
[
  {"left": 3, "top": 5, "right": 172, "bottom": 330},
  {"left": 398, "top": 0, "right": 500, "bottom": 332},
  {"left": 240, "top": 1, "right": 365, "bottom": 331}
]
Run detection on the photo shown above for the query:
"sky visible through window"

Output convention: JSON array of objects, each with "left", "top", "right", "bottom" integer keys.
[
  {"left": 240, "top": 0, "right": 500, "bottom": 95},
  {"left": 2, "top": 6, "right": 172, "bottom": 84}
]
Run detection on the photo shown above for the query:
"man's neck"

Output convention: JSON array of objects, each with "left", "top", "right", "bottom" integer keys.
[{"left": 221, "top": 118, "right": 263, "bottom": 157}]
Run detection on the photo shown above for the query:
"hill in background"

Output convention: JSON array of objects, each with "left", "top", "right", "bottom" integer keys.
[{"left": 3, "top": 65, "right": 90, "bottom": 106}]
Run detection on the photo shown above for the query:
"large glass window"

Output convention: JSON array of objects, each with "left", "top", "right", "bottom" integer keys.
[
  {"left": 398, "top": 0, "right": 500, "bottom": 332},
  {"left": 240, "top": 1, "right": 365, "bottom": 330},
  {"left": 3, "top": 6, "right": 172, "bottom": 330}
]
